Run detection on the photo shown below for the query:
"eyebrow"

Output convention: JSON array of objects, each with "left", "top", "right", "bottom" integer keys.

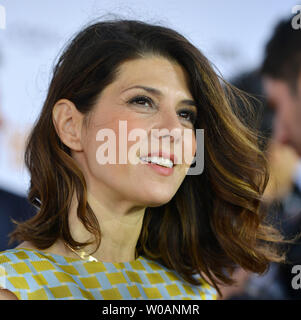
[{"left": 122, "top": 85, "right": 197, "bottom": 107}]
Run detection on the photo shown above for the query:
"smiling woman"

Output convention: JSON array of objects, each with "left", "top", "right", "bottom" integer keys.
[{"left": 0, "top": 19, "right": 285, "bottom": 300}]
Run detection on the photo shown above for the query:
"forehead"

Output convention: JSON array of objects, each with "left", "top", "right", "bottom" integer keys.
[{"left": 113, "top": 56, "right": 192, "bottom": 97}]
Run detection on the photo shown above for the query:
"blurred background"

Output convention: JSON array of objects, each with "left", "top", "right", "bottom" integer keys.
[
  {"left": 0, "top": 0, "right": 301, "bottom": 299},
  {"left": 0, "top": 0, "right": 298, "bottom": 194}
]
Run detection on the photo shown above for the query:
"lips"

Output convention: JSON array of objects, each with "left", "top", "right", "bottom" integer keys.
[{"left": 141, "top": 151, "right": 177, "bottom": 166}]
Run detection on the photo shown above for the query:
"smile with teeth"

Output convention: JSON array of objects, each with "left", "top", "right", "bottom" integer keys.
[{"left": 139, "top": 156, "right": 174, "bottom": 168}]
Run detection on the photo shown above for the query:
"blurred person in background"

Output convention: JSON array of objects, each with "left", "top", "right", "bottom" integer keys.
[
  {"left": 260, "top": 16, "right": 301, "bottom": 299},
  {"left": 220, "top": 16, "right": 301, "bottom": 299},
  {"left": 0, "top": 82, "right": 36, "bottom": 251},
  {"left": 262, "top": 18, "right": 301, "bottom": 158},
  {"left": 219, "top": 69, "right": 301, "bottom": 299}
]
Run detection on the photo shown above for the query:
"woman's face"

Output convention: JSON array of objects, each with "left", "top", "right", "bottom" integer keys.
[{"left": 77, "top": 56, "right": 197, "bottom": 207}]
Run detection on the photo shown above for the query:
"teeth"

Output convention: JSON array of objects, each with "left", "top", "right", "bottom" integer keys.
[{"left": 140, "top": 156, "right": 173, "bottom": 168}]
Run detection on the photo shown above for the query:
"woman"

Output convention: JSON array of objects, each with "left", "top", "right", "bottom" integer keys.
[{"left": 0, "top": 19, "right": 285, "bottom": 300}]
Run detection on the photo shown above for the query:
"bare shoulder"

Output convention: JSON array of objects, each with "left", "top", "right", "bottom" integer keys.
[{"left": 0, "top": 289, "right": 18, "bottom": 300}]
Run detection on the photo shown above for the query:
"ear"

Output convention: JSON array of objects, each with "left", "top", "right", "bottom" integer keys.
[{"left": 52, "top": 99, "right": 84, "bottom": 152}]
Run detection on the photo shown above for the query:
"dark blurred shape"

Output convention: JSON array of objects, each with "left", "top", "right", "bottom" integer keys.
[
  {"left": 231, "top": 69, "right": 274, "bottom": 141},
  {"left": 261, "top": 18, "right": 301, "bottom": 92},
  {"left": 0, "top": 188, "right": 36, "bottom": 251}
]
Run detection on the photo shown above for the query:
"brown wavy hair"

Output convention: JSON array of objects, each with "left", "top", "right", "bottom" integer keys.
[{"left": 10, "top": 19, "right": 286, "bottom": 296}]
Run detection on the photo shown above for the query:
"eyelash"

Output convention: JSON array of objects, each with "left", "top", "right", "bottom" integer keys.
[{"left": 127, "top": 95, "right": 197, "bottom": 125}]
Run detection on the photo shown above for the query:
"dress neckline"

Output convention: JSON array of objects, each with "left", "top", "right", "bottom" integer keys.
[{"left": 15, "top": 247, "right": 142, "bottom": 264}]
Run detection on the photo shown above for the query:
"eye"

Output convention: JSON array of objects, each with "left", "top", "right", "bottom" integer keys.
[
  {"left": 177, "top": 109, "right": 197, "bottom": 125},
  {"left": 127, "top": 95, "right": 154, "bottom": 108}
]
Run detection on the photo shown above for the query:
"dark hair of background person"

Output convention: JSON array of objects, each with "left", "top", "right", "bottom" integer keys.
[
  {"left": 231, "top": 69, "right": 275, "bottom": 150},
  {"left": 261, "top": 18, "right": 301, "bottom": 92},
  {"left": 9, "top": 19, "right": 286, "bottom": 295}
]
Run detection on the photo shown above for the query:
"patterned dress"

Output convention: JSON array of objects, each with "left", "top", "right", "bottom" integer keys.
[{"left": 0, "top": 248, "right": 217, "bottom": 300}]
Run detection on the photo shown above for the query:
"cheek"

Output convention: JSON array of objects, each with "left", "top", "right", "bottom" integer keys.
[
  {"left": 182, "top": 130, "right": 196, "bottom": 166},
  {"left": 83, "top": 116, "right": 147, "bottom": 173},
  {"left": 114, "top": 117, "right": 148, "bottom": 163}
]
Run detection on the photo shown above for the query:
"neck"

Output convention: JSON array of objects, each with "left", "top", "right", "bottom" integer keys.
[{"left": 68, "top": 192, "right": 145, "bottom": 262}]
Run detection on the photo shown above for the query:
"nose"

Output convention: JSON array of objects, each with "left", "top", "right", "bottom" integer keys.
[{"left": 151, "top": 107, "right": 183, "bottom": 144}]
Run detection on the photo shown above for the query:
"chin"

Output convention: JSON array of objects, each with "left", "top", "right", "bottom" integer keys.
[{"left": 141, "top": 188, "right": 176, "bottom": 207}]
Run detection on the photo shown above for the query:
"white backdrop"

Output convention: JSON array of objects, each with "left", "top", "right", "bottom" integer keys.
[{"left": 0, "top": 0, "right": 298, "bottom": 195}]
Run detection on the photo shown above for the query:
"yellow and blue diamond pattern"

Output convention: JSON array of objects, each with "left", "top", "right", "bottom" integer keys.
[{"left": 0, "top": 248, "right": 217, "bottom": 300}]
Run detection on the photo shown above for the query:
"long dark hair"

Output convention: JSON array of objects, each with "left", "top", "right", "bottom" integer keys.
[{"left": 10, "top": 19, "right": 285, "bottom": 296}]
